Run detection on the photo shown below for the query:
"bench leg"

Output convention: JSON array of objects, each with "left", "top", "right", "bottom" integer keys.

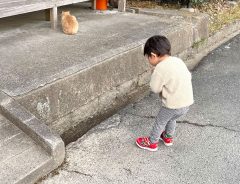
[
  {"left": 50, "top": 7, "right": 58, "bottom": 30},
  {"left": 118, "top": 0, "right": 126, "bottom": 12},
  {"left": 92, "top": 0, "right": 96, "bottom": 10}
]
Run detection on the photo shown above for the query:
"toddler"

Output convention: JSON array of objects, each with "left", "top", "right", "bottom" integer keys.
[{"left": 136, "top": 35, "right": 194, "bottom": 151}]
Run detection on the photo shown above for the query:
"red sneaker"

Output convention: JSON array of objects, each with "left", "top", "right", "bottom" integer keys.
[
  {"left": 160, "top": 131, "right": 173, "bottom": 146},
  {"left": 136, "top": 137, "right": 158, "bottom": 151}
]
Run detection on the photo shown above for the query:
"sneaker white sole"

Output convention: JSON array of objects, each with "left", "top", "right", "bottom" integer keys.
[
  {"left": 135, "top": 141, "right": 158, "bottom": 152},
  {"left": 163, "top": 142, "right": 173, "bottom": 146},
  {"left": 159, "top": 138, "right": 173, "bottom": 146}
]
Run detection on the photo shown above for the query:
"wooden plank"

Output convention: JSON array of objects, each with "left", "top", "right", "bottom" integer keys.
[
  {"left": 0, "top": 0, "right": 90, "bottom": 29},
  {"left": 0, "top": 0, "right": 90, "bottom": 19},
  {"left": 0, "top": 0, "right": 26, "bottom": 5},
  {"left": 0, "top": 0, "right": 52, "bottom": 9},
  {"left": 0, "top": 1, "right": 55, "bottom": 18},
  {"left": 54, "top": 0, "right": 89, "bottom": 7}
]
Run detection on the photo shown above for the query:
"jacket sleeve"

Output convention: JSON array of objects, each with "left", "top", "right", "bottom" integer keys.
[{"left": 150, "top": 69, "right": 166, "bottom": 94}]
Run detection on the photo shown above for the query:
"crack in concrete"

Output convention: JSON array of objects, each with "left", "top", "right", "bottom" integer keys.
[
  {"left": 177, "top": 121, "right": 240, "bottom": 132},
  {"left": 123, "top": 168, "right": 132, "bottom": 175},
  {"left": 125, "top": 113, "right": 240, "bottom": 132},
  {"left": 65, "top": 169, "right": 93, "bottom": 178}
]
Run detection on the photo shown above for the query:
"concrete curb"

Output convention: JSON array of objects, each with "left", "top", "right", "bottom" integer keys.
[
  {"left": 186, "top": 19, "right": 240, "bottom": 70},
  {"left": 0, "top": 90, "right": 65, "bottom": 167}
]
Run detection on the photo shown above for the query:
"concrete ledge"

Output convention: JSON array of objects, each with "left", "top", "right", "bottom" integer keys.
[
  {"left": 0, "top": 90, "right": 65, "bottom": 167},
  {"left": 185, "top": 19, "right": 240, "bottom": 70},
  {"left": 135, "top": 8, "right": 209, "bottom": 43}
]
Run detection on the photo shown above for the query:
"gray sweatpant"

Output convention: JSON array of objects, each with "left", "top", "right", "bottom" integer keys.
[{"left": 150, "top": 106, "right": 189, "bottom": 143}]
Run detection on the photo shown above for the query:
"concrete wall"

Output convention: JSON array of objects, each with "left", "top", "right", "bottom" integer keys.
[{"left": 16, "top": 46, "right": 151, "bottom": 143}]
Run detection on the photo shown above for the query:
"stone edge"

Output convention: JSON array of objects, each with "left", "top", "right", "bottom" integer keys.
[
  {"left": 186, "top": 19, "right": 240, "bottom": 70},
  {"left": 0, "top": 90, "right": 65, "bottom": 174}
]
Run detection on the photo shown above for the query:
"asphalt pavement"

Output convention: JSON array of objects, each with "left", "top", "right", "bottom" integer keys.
[{"left": 40, "top": 34, "right": 240, "bottom": 184}]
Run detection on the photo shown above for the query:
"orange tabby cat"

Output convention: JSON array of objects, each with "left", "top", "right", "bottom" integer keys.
[{"left": 61, "top": 11, "right": 79, "bottom": 35}]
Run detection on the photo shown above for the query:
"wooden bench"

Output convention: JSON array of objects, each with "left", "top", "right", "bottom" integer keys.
[
  {"left": 0, "top": 0, "right": 92, "bottom": 29},
  {"left": 0, "top": 0, "right": 126, "bottom": 29}
]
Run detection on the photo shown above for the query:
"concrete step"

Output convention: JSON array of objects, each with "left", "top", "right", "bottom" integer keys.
[
  {"left": 0, "top": 91, "right": 65, "bottom": 183},
  {"left": 0, "top": 113, "right": 54, "bottom": 184}
]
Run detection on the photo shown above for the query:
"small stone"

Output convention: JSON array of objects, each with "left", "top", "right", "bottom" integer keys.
[
  {"left": 224, "top": 45, "right": 231, "bottom": 49},
  {"left": 180, "top": 8, "right": 196, "bottom": 13}
]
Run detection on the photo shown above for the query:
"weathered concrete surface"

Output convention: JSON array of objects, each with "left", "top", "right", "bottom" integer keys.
[
  {"left": 0, "top": 113, "right": 52, "bottom": 184},
  {"left": 0, "top": 3, "right": 204, "bottom": 142},
  {"left": 185, "top": 18, "right": 240, "bottom": 70},
  {"left": 0, "top": 5, "right": 192, "bottom": 97},
  {"left": 0, "top": 91, "right": 65, "bottom": 164},
  {"left": 39, "top": 34, "right": 240, "bottom": 184},
  {"left": 0, "top": 91, "right": 65, "bottom": 183},
  {"left": 137, "top": 8, "right": 209, "bottom": 43}
]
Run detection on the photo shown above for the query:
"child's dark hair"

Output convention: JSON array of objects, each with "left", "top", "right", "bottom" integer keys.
[{"left": 144, "top": 35, "right": 171, "bottom": 57}]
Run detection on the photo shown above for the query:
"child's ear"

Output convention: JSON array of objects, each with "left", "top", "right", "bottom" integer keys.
[{"left": 151, "top": 52, "right": 157, "bottom": 57}]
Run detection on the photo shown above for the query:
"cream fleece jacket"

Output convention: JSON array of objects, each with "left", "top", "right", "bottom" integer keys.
[{"left": 150, "top": 56, "right": 194, "bottom": 109}]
